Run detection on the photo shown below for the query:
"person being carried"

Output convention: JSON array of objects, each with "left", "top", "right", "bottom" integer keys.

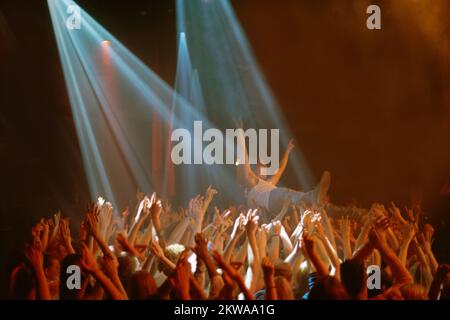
[{"left": 236, "top": 124, "right": 331, "bottom": 217}]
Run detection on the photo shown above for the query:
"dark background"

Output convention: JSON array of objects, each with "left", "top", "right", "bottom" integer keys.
[{"left": 0, "top": 0, "right": 449, "bottom": 298}]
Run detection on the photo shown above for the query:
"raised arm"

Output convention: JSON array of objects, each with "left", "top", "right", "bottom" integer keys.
[
  {"left": 213, "top": 250, "right": 255, "bottom": 300},
  {"left": 24, "top": 242, "right": 51, "bottom": 300},
  {"left": 235, "top": 124, "right": 259, "bottom": 188},
  {"left": 303, "top": 232, "right": 329, "bottom": 277},
  {"left": 80, "top": 243, "right": 126, "bottom": 300},
  {"left": 224, "top": 214, "right": 246, "bottom": 262},
  {"left": 369, "top": 229, "right": 413, "bottom": 286},
  {"left": 261, "top": 257, "right": 278, "bottom": 300},
  {"left": 398, "top": 222, "right": 416, "bottom": 267},
  {"left": 268, "top": 139, "right": 294, "bottom": 185}
]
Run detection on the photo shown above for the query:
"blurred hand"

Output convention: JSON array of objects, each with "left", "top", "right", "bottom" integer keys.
[
  {"left": 80, "top": 242, "right": 99, "bottom": 274},
  {"left": 192, "top": 233, "right": 209, "bottom": 260},
  {"left": 150, "top": 241, "right": 165, "bottom": 260},
  {"left": 24, "top": 243, "right": 44, "bottom": 270},
  {"left": 261, "top": 256, "right": 275, "bottom": 279},
  {"left": 368, "top": 228, "right": 386, "bottom": 250},
  {"left": 272, "top": 220, "right": 282, "bottom": 236}
]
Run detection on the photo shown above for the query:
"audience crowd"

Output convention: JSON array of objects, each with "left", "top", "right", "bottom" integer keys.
[{"left": 8, "top": 184, "right": 450, "bottom": 300}]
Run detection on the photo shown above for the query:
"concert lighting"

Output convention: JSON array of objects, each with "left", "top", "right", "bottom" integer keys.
[{"left": 175, "top": 0, "right": 315, "bottom": 190}]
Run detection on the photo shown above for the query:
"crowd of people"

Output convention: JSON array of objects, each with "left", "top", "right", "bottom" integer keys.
[{"left": 8, "top": 181, "right": 450, "bottom": 300}]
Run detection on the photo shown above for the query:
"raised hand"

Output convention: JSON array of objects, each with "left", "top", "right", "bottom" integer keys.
[
  {"left": 272, "top": 220, "right": 282, "bottom": 236},
  {"left": 261, "top": 256, "right": 275, "bottom": 279},
  {"left": 368, "top": 228, "right": 386, "bottom": 251},
  {"left": 170, "top": 251, "right": 192, "bottom": 299},
  {"left": 85, "top": 211, "right": 100, "bottom": 239},
  {"left": 24, "top": 241, "right": 52, "bottom": 300},
  {"left": 301, "top": 231, "right": 329, "bottom": 277},
  {"left": 116, "top": 233, "right": 134, "bottom": 253},
  {"left": 245, "top": 209, "right": 259, "bottom": 236},
  {"left": 230, "top": 213, "right": 246, "bottom": 240},
  {"left": 79, "top": 221, "right": 88, "bottom": 242},
  {"left": 149, "top": 240, "right": 165, "bottom": 260},
  {"left": 99, "top": 202, "right": 115, "bottom": 238},
  {"left": 212, "top": 250, "right": 239, "bottom": 280},
  {"left": 188, "top": 195, "right": 204, "bottom": 223},
  {"left": 423, "top": 224, "right": 435, "bottom": 244},
  {"left": 37, "top": 218, "right": 49, "bottom": 252},
  {"left": 389, "top": 202, "right": 407, "bottom": 225},
  {"left": 213, "top": 208, "right": 233, "bottom": 229},
  {"left": 373, "top": 214, "right": 389, "bottom": 232},
  {"left": 80, "top": 242, "right": 99, "bottom": 274},
  {"left": 101, "top": 254, "right": 119, "bottom": 279},
  {"left": 150, "top": 198, "right": 162, "bottom": 232},
  {"left": 302, "top": 232, "right": 316, "bottom": 256},
  {"left": 192, "top": 232, "right": 209, "bottom": 260},
  {"left": 59, "top": 218, "right": 75, "bottom": 254},
  {"left": 404, "top": 206, "right": 416, "bottom": 224},
  {"left": 300, "top": 209, "right": 314, "bottom": 233},
  {"left": 401, "top": 222, "right": 416, "bottom": 243},
  {"left": 24, "top": 243, "right": 44, "bottom": 270},
  {"left": 205, "top": 186, "right": 218, "bottom": 200}
]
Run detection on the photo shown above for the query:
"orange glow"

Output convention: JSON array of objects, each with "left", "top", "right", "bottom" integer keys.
[{"left": 102, "top": 40, "right": 110, "bottom": 46}]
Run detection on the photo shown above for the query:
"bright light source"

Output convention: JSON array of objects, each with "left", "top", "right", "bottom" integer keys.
[
  {"left": 97, "top": 196, "right": 105, "bottom": 206},
  {"left": 176, "top": 0, "right": 315, "bottom": 190},
  {"left": 48, "top": 0, "right": 216, "bottom": 209}
]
